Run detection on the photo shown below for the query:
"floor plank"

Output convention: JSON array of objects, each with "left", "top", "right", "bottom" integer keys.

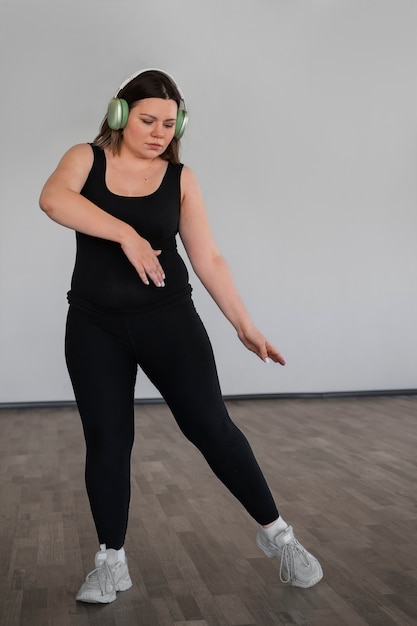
[{"left": 0, "top": 396, "right": 416, "bottom": 625}]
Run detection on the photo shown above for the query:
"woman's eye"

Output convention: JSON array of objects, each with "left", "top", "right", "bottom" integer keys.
[{"left": 142, "top": 119, "right": 152, "bottom": 125}]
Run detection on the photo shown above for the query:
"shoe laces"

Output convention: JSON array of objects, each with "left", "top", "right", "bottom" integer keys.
[
  {"left": 279, "top": 537, "right": 311, "bottom": 584},
  {"left": 86, "top": 559, "right": 117, "bottom": 597}
]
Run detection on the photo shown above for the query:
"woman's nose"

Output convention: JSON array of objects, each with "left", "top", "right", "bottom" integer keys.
[{"left": 152, "top": 124, "right": 164, "bottom": 137}]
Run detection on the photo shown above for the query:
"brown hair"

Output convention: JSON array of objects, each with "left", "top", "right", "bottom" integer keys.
[{"left": 93, "top": 70, "right": 183, "bottom": 163}]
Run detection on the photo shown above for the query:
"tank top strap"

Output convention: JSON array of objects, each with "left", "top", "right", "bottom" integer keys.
[
  {"left": 159, "top": 161, "right": 184, "bottom": 200},
  {"left": 88, "top": 143, "right": 106, "bottom": 182}
]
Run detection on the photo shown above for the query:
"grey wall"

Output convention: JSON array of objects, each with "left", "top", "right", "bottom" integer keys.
[{"left": 1, "top": 0, "right": 416, "bottom": 404}]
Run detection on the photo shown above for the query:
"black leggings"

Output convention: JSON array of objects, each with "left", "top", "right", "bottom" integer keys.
[{"left": 65, "top": 298, "right": 278, "bottom": 549}]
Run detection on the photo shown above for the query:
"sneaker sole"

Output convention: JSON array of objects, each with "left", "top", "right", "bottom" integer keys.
[
  {"left": 289, "top": 568, "right": 323, "bottom": 588},
  {"left": 76, "top": 591, "right": 117, "bottom": 603}
]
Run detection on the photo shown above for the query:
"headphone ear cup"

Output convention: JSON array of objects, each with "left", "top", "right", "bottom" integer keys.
[
  {"left": 107, "top": 98, "right": 129, "bottom": 130},
  {"left": 175, "top": 109, "right": 188, "bottom": 139}
]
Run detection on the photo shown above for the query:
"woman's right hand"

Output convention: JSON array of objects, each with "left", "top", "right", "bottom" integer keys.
[{"left": 121, "top": 231, "right": 165, "bottom": 287}]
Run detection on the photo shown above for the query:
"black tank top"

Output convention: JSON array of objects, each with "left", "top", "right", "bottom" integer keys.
[{"left": 67, "top": 144, "right": 191, "bottom": 313}]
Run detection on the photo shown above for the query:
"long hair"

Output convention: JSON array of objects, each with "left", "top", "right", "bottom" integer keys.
[{"left": 93, "top": 70, "right": 183, "bottom": 163}]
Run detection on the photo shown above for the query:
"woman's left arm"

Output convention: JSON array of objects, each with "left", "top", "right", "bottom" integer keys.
[{"left": 179, "top": 167, "right": 285, "bottom": 365}]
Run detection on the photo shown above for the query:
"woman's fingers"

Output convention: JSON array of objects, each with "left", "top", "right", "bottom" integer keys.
[
  {"left": 121, "top": 236, "right": 166, "bottom": 287},
  {"left": 239, "top": 329, "right": 286, "bottom": 366},
  {"left": 266, "top": 342, "right": 286, "bottom": 365}
]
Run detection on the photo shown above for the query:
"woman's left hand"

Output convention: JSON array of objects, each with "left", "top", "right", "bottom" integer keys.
[{"left": 238, "top": 326, "right": 286, "bottom": 365}]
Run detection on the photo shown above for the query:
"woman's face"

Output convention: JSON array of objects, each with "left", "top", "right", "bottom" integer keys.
[{"left": 121, "top": 97, "right": 178, "bottom": 158}]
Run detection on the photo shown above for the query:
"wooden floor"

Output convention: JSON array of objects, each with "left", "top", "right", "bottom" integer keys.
[{"left": 0, "top": 396, "right": 416, "bottom": 626}]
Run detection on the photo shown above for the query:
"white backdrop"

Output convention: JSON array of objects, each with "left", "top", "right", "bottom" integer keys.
[{"left": 1, "top": 0, "right": 416, "bottom": 404}]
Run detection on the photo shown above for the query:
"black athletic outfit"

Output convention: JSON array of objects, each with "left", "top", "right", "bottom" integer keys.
[{"left": 65, "top": 144, "right": 278, "bottom": 549}]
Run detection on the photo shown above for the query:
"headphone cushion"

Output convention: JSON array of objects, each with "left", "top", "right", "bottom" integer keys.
[
  {"left": 175, "top": 109, "right": 188, "bottom": 139},
  {"left": 107, "top": 98, "right": 129, "bottom": 130}
]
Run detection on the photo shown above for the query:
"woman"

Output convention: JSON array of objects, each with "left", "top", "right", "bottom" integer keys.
[{"left": 39, "top": 69, "right": 322, "bottom": 603}]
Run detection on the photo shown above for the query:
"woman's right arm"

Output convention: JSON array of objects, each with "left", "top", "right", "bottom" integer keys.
[{"left": 39, "top": 144, "right": 165, "bottom": 287}]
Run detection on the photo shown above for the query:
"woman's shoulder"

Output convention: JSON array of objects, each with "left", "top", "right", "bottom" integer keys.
[
  {"left": 58, "top": 143, "right": 95, "bottom": 169},
  {"left": 52, "top": 144, "right": 96, "bottom": 190},
  {"left": 179, "top": 165, "right": 204, "bottom": 203},
  {"left": 180, "top": 164, "right": 200, "bottom": 188},
  {"left": 65, "top": 142, "right": 95, "bottom": 157},
  {"left": 179, "top": 164, "right": 196, "bottom": 179}
]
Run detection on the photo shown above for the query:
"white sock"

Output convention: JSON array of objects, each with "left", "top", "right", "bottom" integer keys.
[
  {"left": 262, "top": 516, "right": 288, "bottom": 539},
  {"left": 98, "top": 544, "right": 126, "bottom": 563},
  {"left": 116, "top": 547, "right": 126, "bottom": 563}
]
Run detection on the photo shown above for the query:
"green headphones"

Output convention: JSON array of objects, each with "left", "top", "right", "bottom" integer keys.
[{"left": 107, "top": 68, "right": 188, "bottom": 139}]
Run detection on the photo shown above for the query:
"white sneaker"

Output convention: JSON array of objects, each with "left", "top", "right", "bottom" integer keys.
[
  {"left": 76, "top": 544, "right": 133, "bottom": 603},
  {"left": 256, "top": 525, "right": 323, "bottom": 588}
]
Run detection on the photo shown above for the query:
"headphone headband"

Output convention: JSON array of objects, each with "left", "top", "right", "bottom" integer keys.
[{"left": 115, "top": 67, "right": 186, "bottom": 106}]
